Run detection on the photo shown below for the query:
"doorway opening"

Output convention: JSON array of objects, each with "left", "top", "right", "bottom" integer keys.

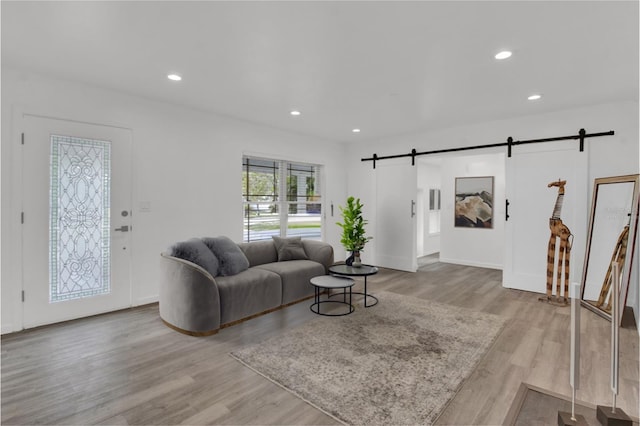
[
  {"left": 417, "top": 158, "right": 443, "bottom": 264},
  {"left": 416, "top": 152, "right": 506, "bottom": 271}
]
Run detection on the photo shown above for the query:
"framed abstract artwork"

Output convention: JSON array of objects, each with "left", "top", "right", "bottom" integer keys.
[{"left": 455, "top": 176, "right": 494, "bottom": 228}]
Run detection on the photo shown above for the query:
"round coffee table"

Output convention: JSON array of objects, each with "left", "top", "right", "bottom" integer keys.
[
  {"left": 328, "top": 264, "right": 379, "bottom": 307},
  {"left": 309, "top": 275, "right": 355, "bottom": 316}
]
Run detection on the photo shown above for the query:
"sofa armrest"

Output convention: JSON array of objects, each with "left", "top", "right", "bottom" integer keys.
[
  {"left": 159, "top": 253, "right": 221, "bottom": 336},
  {"left": 301, "top": 240, "right": 335, "bottom": 274}
]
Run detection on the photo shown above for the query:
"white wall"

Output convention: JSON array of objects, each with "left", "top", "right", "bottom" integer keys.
[
  {"left": 440, "top": 153, "right": 505, "bottom": 269},
  {"left": 1, "top": 67, "right": 347, "bottom": 333}
]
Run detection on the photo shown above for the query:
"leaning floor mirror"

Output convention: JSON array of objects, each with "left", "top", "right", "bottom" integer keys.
[{"left": 581, "top": 174, "right": 639, "bottom": 325}]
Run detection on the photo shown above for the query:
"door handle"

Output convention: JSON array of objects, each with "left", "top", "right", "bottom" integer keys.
[
  {"left": 411, "top": 200, "right": 416, "bottom": 218},
  {"left": 505, "top": 199, "right": 510, "bottom": 221},
  {"left": 114, "top": 225, "right": 129, "bottom": 232}
]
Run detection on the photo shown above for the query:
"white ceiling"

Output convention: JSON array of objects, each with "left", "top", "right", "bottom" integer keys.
[{"left": 2, "top": 1, "right": 638, "bottom": 144}]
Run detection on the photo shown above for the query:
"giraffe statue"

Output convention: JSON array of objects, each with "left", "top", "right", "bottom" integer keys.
[
  {"left": 595, "top": 218, "right": 630, "bottom": 312},
  {"left": 541, "top": 179, "right": 573, "bottom": 305}
]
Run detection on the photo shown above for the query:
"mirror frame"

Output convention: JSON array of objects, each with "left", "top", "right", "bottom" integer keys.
[{"left": 580, "top": 174, "right": 640, "bottom": 324}]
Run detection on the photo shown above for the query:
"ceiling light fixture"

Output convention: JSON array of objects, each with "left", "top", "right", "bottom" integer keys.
[
  {"left": 352, "top": 129, "right": 361, "bottom": 133},
  {"left": 167, "top": 74, "right": 182, "bottom": 81},
  {"left": 528, "top": 94, "right": 542, "bottom": 101},
  {"left": 495, "top": 51, "right": 512, "bottom": 60},
  {"left": 290, "top": 110, "right": 301, "bottom": 116}
]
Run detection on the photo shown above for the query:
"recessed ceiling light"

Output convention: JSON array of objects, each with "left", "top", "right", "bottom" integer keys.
[
  {"left": 290, "top": 110, "right": 301, "bottom": 116},
  {"left": 167, "top": 74, "right": 182, "bottom": 81},
  {"left": 352, "top": 129, "right": 361, "bottom": 133},
  {"left": 495, "top": 51, "right": 512, "bottom": 60},
  {"left": 528, "top": 94, "right": 542, "bottom": 101}
]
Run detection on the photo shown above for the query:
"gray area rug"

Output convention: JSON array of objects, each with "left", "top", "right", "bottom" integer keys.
[{"left": 230, "top": 291, "right": 505, "bottom": 425}]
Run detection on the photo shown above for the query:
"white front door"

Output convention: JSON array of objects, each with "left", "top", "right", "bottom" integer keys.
[
  {"left": 503, "top": 142, "right": 587, "bottom": 294},
  {"left": 21, "top": 114, "right": 133, "bottom": 329},
  {"left": 375, "top": 160, "right": 418, "bottom": 272}
]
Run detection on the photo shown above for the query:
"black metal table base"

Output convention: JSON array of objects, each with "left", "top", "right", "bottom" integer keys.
[
  {"left": 310, "top": 285, "right": 354, "bottom": 316},
  {"left": 351, "top": 291, "right": 378, "bottom": 307},
  {"left": 328, "top": 276, "right": 378, "bottom": 307},
  {"left": 329, "top": 291, "right": 378, "bottom": 307}
]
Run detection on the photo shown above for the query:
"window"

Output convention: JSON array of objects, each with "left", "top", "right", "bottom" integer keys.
[{"left": 242, "top": 156, "right": 322, "bottom": 242}]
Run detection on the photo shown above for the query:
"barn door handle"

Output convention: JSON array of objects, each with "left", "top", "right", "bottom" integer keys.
[
  {"left": 114, "top": 225, "right": 129, "bottom": 232},
  {"left": 505, "top": 199, "right": 510, "bottom": 221},
  {"left": 411, "top": 200, "right": 416, "bottom": 218}
]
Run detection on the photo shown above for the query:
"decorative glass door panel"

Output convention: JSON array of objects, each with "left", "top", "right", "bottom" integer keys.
[{"left": 50, "top": 135, "right": 111, "bottom": 302}]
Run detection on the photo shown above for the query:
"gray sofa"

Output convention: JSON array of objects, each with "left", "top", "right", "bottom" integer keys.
[{"left": 159, "top": 236, "right": 334, "bottom": 336}]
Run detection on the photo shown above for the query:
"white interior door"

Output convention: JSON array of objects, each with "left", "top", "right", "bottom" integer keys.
[
  {"left": 21, "top": 114, "right": 133, "bottom": 329},
  {"left": 503, "top": 142, "right": 587, "bottom": 294},
  {"left": 375, "top": 160, "right": 417, "bottom": 272}
]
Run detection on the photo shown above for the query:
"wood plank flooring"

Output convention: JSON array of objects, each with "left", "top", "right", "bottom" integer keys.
[{"left": 2, "top": 261, "right": 638, "bottom": 425}]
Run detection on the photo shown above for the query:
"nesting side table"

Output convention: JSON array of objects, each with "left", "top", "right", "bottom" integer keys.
[
  {"left": 309, "top": 275, "right": 355, "bottom": 316},
  {"left": 328, "top": 264, "right": 379, "bottom": 307}
]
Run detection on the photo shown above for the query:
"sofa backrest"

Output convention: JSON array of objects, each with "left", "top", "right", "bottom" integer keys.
[
  {"left": 238, "top": 238, "right": 335, "bottom": 273},
  {"left": 238, "top": 240, "right": 278, "bottom": 267},
  {"left": 302, "top": 239, "right": 334, "bottom": 273}
]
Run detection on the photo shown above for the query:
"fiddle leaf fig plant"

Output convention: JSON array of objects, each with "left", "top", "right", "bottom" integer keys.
[{"left": 336, "top": 196, "right": 372, "bottom": 252}]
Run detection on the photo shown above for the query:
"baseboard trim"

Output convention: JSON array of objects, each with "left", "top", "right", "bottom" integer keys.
[
  {"left": 134, "top": 295, "right": 159, "bottom": 306},
  {"left": 1, "top": 323, "right": 16, "bottom": 335},
  {"left": 3, "top": 304, "right": 159, "bottom": 337},
  {"left": 438, "top": 257, "right": 503, "bottom": 270}
]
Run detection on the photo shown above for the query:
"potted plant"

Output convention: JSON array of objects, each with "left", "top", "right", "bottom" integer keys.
[{"left": 336, "top": 196, "right": 372, "bottom": 267}]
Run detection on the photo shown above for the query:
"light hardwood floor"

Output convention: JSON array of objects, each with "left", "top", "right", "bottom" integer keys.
[{"left": 2, "top": 262, "right": 638, "bottom": 425}]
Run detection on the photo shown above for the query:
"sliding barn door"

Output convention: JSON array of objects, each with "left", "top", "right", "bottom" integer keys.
[
  {"left": 375, "top": 160, "right": 418, "bottom": 272},
  {"left": 503, "top": 142, "right": 587, "bottom": 294}
]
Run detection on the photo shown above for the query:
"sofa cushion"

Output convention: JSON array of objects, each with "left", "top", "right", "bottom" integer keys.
[
  {"left": 202, "top": 236, "right": 250, "bottom": 276},
  {"left": 272, "top": 236, "right": 308, "bottom": 261},
  {"left": 215, "top": 268, "right": 282, "bottom": 325},
  {"left": 238, "top": 240, "right": 278, "bottom": 267},
  {"left": 169, "top": 238, "right": 219, "bottom": 277},
  {"left": 255, "top": 260, "right": 325, "bottom": 304}
]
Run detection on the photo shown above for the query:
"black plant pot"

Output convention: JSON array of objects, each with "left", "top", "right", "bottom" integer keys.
[
  {"left": 346, "top": 251, "right": 362, "bottom": 267},
  {"left": 345, "top": 252, "right": 354, "bottom": 266}
]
